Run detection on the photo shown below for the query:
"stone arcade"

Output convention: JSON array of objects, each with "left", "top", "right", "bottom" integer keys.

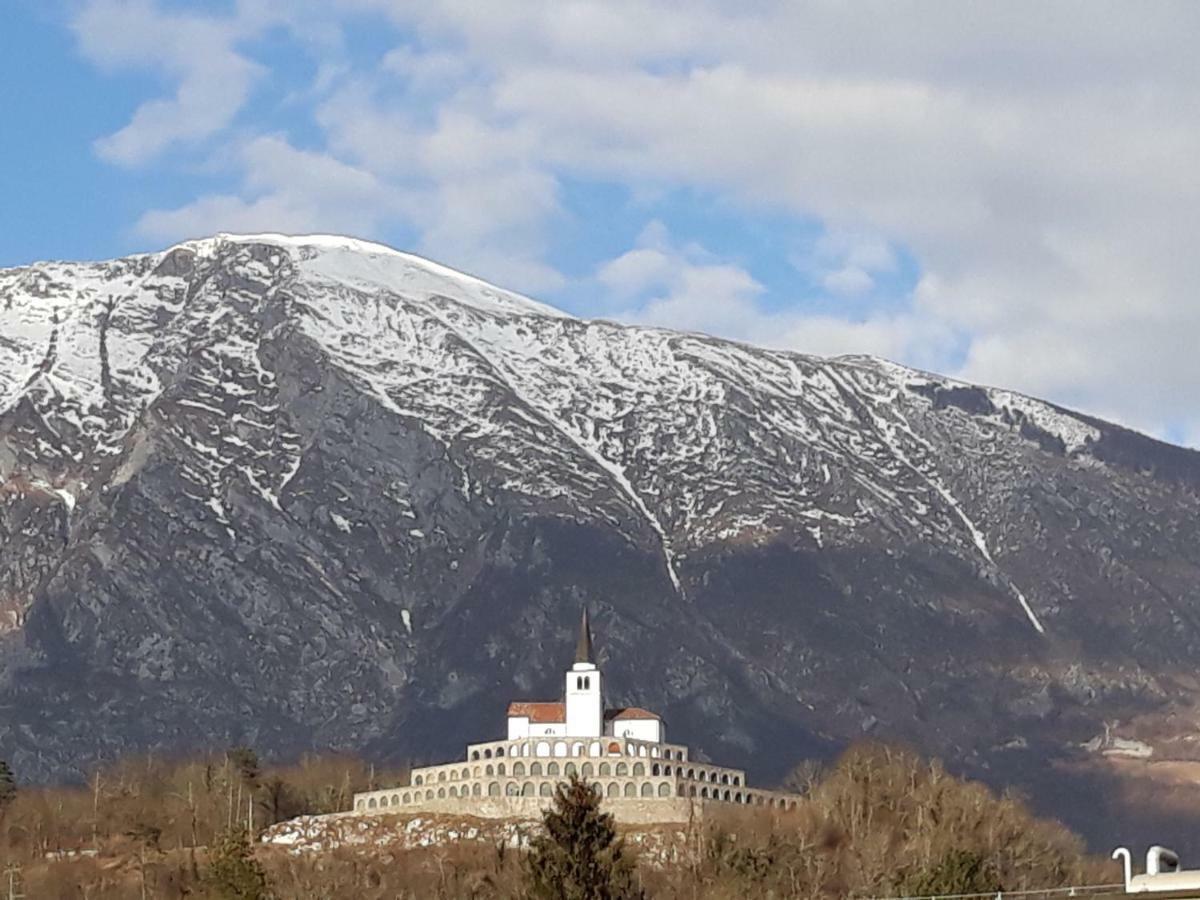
[{"left": 351, "top": 610, "right": 801, "bottom": 824}]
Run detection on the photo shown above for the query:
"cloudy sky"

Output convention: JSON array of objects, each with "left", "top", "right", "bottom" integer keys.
[{"left": 4, "top": 2, "right": 1199, "bottom": 446}]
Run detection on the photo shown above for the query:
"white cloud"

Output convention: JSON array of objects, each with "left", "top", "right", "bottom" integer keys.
[
  {"left": 72, "top": 0, "right": 271, "bottom": 165},
  {"left": 73, "top": 0, "right": 1200, "bottom": 442}
]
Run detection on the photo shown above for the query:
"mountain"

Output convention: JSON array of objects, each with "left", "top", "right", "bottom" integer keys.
[{"left": 3, "top": 233, "right": 1200, "bottom": 848}]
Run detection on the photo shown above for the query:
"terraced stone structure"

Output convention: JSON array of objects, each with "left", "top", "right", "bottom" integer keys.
[{"left": 352, "top": 611, "right": 801, "bottom": 823}]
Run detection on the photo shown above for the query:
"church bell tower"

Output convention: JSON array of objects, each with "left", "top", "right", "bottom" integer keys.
[{"left": 565, "top": 608, "right": 603, "bottom": 737}]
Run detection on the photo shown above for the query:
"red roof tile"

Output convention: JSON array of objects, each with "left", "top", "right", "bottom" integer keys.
[
  {"left": 604, "top": 707, "right": 660, "bottom": 721},
  {"left": 506, "top": 701, "right": 565, "bottom": 723}
]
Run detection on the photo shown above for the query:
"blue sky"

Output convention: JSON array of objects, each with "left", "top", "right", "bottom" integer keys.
[{"left": 3, "top": 1, "right": 1199, "bottom": 446}]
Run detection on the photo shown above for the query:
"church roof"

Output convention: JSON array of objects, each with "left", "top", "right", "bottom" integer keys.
[
  {"left": 575, "top": 607, "right": 594, "bottom": 665},
  {"left": 506, "top": 701, "right": 565, "bottom": 723},
  {"left": 605, "top": 707, "right": 661, "bottom": 721}
]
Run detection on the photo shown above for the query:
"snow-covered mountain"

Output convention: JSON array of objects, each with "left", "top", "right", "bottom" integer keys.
[{"left": 3, "top": 234, "right": 1200, "bottom": 846}]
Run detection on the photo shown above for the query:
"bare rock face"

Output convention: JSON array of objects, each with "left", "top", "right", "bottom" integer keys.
[{"left": 3, "top": 234, "right": 1200, "bottom": 849}]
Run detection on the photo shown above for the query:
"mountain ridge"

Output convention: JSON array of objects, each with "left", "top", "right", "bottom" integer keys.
[{"left": 2, "top": 234, "right": 1200, "bottom": 850}]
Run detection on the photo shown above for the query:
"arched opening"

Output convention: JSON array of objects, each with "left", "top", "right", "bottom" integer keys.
[
  {"left": 540, "top": 783, "right": 552, "bottom": 797},
  {"left": 564, "top": 762, "right": 577, "bottom": 777},
  {"left": 471, "top": 751, "right": 480, "bottom": 760},
  {"left": 488, "top": 782, "right": 500, "bottom": 797},
  {"left": 497, "top": 763, "right": 506, "bottom": 776},
  {"left": 448, "top": 786, "right": 457, "bottom": 798},
  {"left": 472, "top": 783, "right": 481, "bottom": 797},
  {"left": 687, "top": 768, "right": 695, "bottom": 779},
  {"left": 735, "top": 792, "right": 743, "bottom": 803},
  {"left": 505, "top": 782, "right": 519, "bottom": 797},
  {"left": 485, "top": 764, "right": 494, "bottom": 776},
  {"left": 379, "top": 796, "right": 388, "bottom": 808},
  {"left": 496, "top": 747, "right": 505, "bottom": 757},
  {"left": 473, "top": 766, "right": 481, "bottom": 777},
  {"left": 664, "top": 766, "right": 672, "bottom": 776},
  {"left": 606, "top": 783, "right": 619, "bottom": 798},
  {"left": 356, "top": 800, "right": 365, "bottom": 810},
  {"left": 437, "top": 788, "right": 445, "bottom": 798},
  {"left": 461, "top": 768, "right": 470, "bottom": 779},
  {"left": 581, "top": 763, "right": 594, "bottom": 777},
  {"left": 700, "top": 787, "right": 709, "bottom": 799},
  {"left": 623, "top": 783, "right": 636, "bottom": 798},
  {"left": 414, "top": 775, "right": 423, "bottom": 786},
  {"left": 449, "top": 770, "right": 458, "bottom": 781},
  {"left": 522, "top": 782, "right": 534, "bottom": 797},
  {"left": 640, "top": 782, "right": 653, "bottom": 798},
  {"left": 615, "top": 762, "right": 628, "bottom": 776},
  {"left": 513, "top": 762, "right": 525, "bottom": 776},
  {"left": 536, "top": 741, "right": 550, "bottom": 757},
  {"left": 638, "top": 746, "right": 647, "bottom": 757},
  {"left": 689, "top": 786, "right": 697, "bottom": 797},
  {"left": 484, "top": 749, "right": 492, "bottom": 759},
  {"left": 403, "top": 793, "right": 411, "bottom": 804},
  {"left": 368, "top": 798, "right": 377, "bottom": 809},
  {"left": 723, "top": 790, "right": 731, "bottom": 801},
  {"left": 553, "top": 741, "right": 568, "bottom": 757},
  {"left": 531, "top": 762, "right": 543, "bottom": 776},
  {"left": 576, "top": 676, "right": 583, "bottom": 690},
  {"left": 599, "top": 763, "right": 611, "bottom": 776},
  {"left": 547, "top": 762, "right": 560, "bottom": 776},
  {"left": 721, "top": 774, "right": 729, "bottom": 785},
  {"left": 608, "top": 741, "right": 621, "bottom": 755},
  {"left": 571, "top": 742, "right": 584, "bottom": 757},
  {"left": 589, "top": 741, "right": 602, "bottom": 757},
  {"left": 632, "top": 763, "right": 645, "bottom": 776},
  {"left": 438, "top": 772, "right": 446, "bottom": 783}
]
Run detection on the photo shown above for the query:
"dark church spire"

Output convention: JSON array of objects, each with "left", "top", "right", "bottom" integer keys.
[{"left": 574, "top": 607, "right": 594, "bottom": 665}]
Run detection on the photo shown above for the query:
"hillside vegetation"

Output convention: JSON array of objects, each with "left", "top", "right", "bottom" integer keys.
[{"left": 0, "top": 743, "right": 1111, "bottom": 898}]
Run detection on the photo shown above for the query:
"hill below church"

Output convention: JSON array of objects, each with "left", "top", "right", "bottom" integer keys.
[{"left": 2, "top": 233, "right": 1200, "bottom": 850}]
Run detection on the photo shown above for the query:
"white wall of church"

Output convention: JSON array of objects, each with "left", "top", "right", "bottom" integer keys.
[
  {"left": 507, "top": 717, "right": 529, "bottom": 740},
  {"left": 565, "top": 663, "right": 603, "bottom": 737},
  {"left": 610, "top": 719, "right": 662, "bottom": 743}
]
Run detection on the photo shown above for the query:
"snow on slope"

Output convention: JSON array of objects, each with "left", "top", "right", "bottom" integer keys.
[{"left": 0, "top": 233, "right": 1122, "bottom": 634}]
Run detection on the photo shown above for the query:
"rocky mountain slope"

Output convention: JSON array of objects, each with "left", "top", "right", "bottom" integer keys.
[{"left": 3, "top": 234, "right": 1200, "bottom": 847}]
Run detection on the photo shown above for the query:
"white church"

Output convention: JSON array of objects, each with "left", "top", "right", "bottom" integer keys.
[
  {"left": 352, "top": 609, "right": 800, "bottom": 822},
  {"left": 505, "top": 608, "right": 664, "bottom": 746}
]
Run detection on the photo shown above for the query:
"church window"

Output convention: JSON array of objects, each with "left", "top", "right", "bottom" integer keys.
[
  {"left": 641, "top": 783, "right": 653, "bottom": 798},
  {"left": 633, "top": 763, "right": 645, "bottom": 776},
  {"left": 606, "top": 783, "right": 619, "bottom": 798},
  {"left": 530, "top": 762, "right": 542, "bottom": 776},
  {"left": 623, "top": 783, "right": 636, "bottom": 798},
  {"left": 540, "top": 783, "right": 552, "bottom": 797},
  {"left": 521, "top": 782, "right": 534, "bottom": 797},
  {"left": 581, "top": 763, "right": 593, "bottom": 777},
  {"left": 488, "top": 783, "right": 499, "bottom": 797},
  {"left": 547, "top": 762, "right": 560, "bottom": 776},
  {"left": 576, "top": 676, "right": 583, "bottom": 690},
  {"left": 584, "top": 676, "right": 590, "bottom": 689},
  {"left": 615, "top": 762, "right": 628, "bottom": 776},
  {"left": 599, "top": 763, "right": 611, "bottom": 776},
  {"left": 513, "top": 762, "right": 525, "bottom": 776},
  {"left": 564, "top": 762, "right": 577, "bottom": 777}
]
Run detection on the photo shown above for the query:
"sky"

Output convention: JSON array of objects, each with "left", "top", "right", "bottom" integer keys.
[{"left": 3, "top": 2, "right": 1199, "bottom": 447}]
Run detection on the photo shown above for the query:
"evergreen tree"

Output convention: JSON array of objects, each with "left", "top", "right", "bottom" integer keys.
[
  {"left": 0, "top": 760, "right": 15, "bottom": 813},
  {"left": 205, "top": 828, "right": 272, "bottom": 900},
  {"left": 522, "top": 775, "right": 644, "bottom": 900}
]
